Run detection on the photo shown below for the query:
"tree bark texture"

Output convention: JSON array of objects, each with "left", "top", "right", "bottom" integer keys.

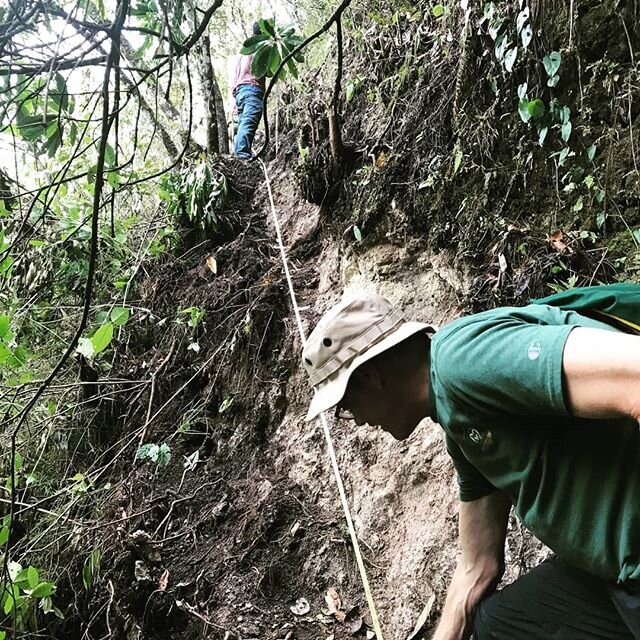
[{"left": 196, "top": 34, "right": 220, "bottom": 154}]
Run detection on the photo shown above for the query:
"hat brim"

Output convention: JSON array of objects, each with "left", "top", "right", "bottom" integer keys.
[{"left": 304, "top": 321, "right": 432, "bottom": 421}]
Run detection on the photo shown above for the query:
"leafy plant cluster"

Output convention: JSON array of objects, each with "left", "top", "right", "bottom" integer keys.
[
  {"left": 241, "top": 18, "right": 305, "bottom": 80},
  {"left": 0, "top": 560, "right": 62, "bottom": 633},
  {"left": 160, "top": 160, "right": 229, "bottom": 231}
]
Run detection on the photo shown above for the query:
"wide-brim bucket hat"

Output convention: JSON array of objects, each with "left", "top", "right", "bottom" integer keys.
[{"left": 302, "top": 293, "right": 432, "bottom": 421}]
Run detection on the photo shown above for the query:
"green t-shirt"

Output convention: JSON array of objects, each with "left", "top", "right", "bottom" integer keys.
[{"left": 428, "top": 303, "right": 640, "bottom": 584}]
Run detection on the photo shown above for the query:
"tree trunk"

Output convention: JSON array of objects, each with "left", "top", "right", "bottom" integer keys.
[
  {"left": 196, "top": 34, "right": 220, "bottom": 154},
  {"left": 212, "top": 66, "right": 229, "bottom": 154}
]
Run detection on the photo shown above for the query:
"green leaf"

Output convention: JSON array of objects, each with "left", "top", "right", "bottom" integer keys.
[
  {"left": 240, "top": 33, "right": 270, "bottom": 54},
  {"left": 90, "top": 323, "right": 113, "bottom": 354},
  {"left": 432, "top": 4, "right": 445, "bottom": 17},
  {"left": 110, "top": 307, "right": 130, "bottom": 326},
  {"left": 558, "top": 147, "right": 571, "bottom": 166},
  {"left": 547, "top": 74, "right": 559, "bottom": 88},
  {"left": 596, "top": 211, "right": 606, "bottom": 230},
  {"left": 494, "top": 34, "right": 507, "bottom": 60},
  {"left": 527, "top": 98, "right": 545, "bottom": 120},
  {"left": 267, "top": 48, "right": 282, "bottom": 76},
  {"left": 104, "top": 143, "right": 116, "bottom": 166},
  {"left": 517, "top": 82, "right": 528, "bottom": 100},
  {"left": 258, "top": 17, "right": 276, "bottom": 37},
  {"left": 516, "top": 8, "right": 529, "bottom": 32},
  {"left": 0, "top": 526, "right": 9, "bottom": 546},
  {"left": 504, "top": 47, "right": 518, "bottom": 72},
  {"left": 538, "top": 126, "right": 548, "bottom": 146},
  {"left": 136, "top": 443, "right": 159, "bottom": 462},
  {"left": 27, "top": 566, "right": 39, "bottom": 589},
  {"left": 521, "top": 24, "right": 532, "bottom": 49},
  {"left": 31, "top": 582, "right": 56, "bottom": 598},
  {"left": 587, "top": 144, "right": 596, "bottom": 161},
  {"left": 0, "top": 315, "right": 9, "bottom": 339},
  {"left": 219, "top": 394, "right": 235, "bottom": 414},
  {"left": 157, "top": 443, "right": 171, "bottom": 467},
  {"left": 518, "top": 98, "right": 531, "bottom": 123},
  {"left": 561, "top": 121, "right": 572, "bottom": 142},
  {"left": 353, "top": 225, "right": 363, "bottom": 242},
  {"left": 251, "top": 44, "right": 272, "bottom": 78},
  {"left": 543, "top": 51, "right": 561, "bottom": 77}
]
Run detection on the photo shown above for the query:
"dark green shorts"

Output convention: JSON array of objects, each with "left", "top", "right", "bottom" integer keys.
[{"left": 473, "top": 557, "right": 640, "bottom": 639}]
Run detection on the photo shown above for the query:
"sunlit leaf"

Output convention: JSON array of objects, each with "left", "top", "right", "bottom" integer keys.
[{"left": 90, "top": 323, "right": 113, "bottom": 354}]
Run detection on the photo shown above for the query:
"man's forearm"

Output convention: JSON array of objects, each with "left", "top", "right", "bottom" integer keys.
[{"left": 431, "top": 561, "right": 499, "bottom": 640}]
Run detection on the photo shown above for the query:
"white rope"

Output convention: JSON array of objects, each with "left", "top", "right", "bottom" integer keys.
[{"left": 259, "top": 159, "right": 385, "bottom": 640}]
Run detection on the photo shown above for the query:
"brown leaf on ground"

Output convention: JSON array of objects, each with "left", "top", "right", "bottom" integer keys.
[{"left": 547, "top": 230, "right": 574, "bottom": 254}]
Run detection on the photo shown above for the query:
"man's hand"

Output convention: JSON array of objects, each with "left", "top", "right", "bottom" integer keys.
[
  {"left": 431, "top": 491, "right": 511, "bottom": 640},
  {"left": 563, "top": 328, "right": 640, "bottom": 421}
]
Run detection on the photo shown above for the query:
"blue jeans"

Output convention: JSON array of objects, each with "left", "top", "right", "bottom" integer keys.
[{"left": 234, "top": 84, "right": 263, "bottom": 159}]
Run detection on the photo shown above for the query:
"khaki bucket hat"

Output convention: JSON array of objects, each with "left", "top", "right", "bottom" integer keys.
[{"left": 302, "top": 293, "right": 432, "bottom": 421}]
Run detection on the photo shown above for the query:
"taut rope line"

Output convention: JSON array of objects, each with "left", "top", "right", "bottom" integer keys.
[{"left": 259, "top": 159, "right": 385, "bottom": 640}]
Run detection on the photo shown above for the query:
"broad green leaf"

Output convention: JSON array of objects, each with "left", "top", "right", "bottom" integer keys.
[
  {"left": 517, "top": 82, "right": 527, "bottom": 100},
  {"left": 91, "top": 323, "right": 113, "bottom": 354},
  {"left": 267, "top": 48, "right": 282, "bottom": 76},
  {"left": 516, "top": 7, "right": 529, "bottom": 32},
  {"left": 504, "top": 47, "right": 517, "bottom": 72},
  {"left": 0, "top": 315, "right": 9, "bottom": 339},
  {"left": 0, "top": 526, "right": 9, "bottom": 546},
  {"left": 104, "top": 143, "right": 116, "bottom": 166},
  {"left": 31, "top": 582, "right": 56, "bottom": 598},
  {"left": 494, "top": 34, "right": 507, "bottom": 60},
  {"left": 518, "top": 98, "right": 531, "bottom": 123},
  {"left": 258, "top": 17, "right": 276, "bottom": 37},
  {"left": 527, "top": 98, "right": 544, "bottom": 120},
  {"left": 110, "top": 307, "right": 130, "bottom": 326},
  {"left": 251, "top": 44, "right": 272, "bottom": 78},
  {"left": 27, "top": 566, "right": 39, "bottom": 589},
  {"left": 521, "top": 24, "right": 533, "bottom": 49},
  {"left": 543, "top": 51, "right": 561, "bottom": 77},
  {"left": 596, "top": 211, "right": 606, "bottom": 230},
  {"left": 432, "top": 4, "right": 445, "bottom": 17},
  {"left": 353, "top": 225, "right": 363, "bottom": 242},
  {"left": 547, "top": 74, "right": 560, "bottom": 88},
  {"left": 240, "top": 33, "right": 270, "bottom": 54},
  {"left": 561, "top": 121, "right": 572, "bottom": 142},
  {"left": 587, "top": 144, "right": 596, "bottom": 161},
  {"left": 488, "top": 17, "right": 503, "bottom": 40}
]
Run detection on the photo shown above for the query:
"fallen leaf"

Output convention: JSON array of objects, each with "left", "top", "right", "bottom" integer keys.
[
  {"left": 158, "top": 569, "right": 169, "bottom": 591},
  {"left": 206, "top": 256, "right": 217, "bottom": 274},
  {"left": 290, "top": 597, "right": 310, "bottom": 616},
  {"left": 375, "top": 151, "right": 387, "bottom": 169},
  {"left": 498, "top": 253, "right": 508, "bottom": 273},
  {"left": 324, "top": 588, "right": 341, "bottom": 615},
  {"left": 547, "top": 230, "right": 573, "bottom": 254}
]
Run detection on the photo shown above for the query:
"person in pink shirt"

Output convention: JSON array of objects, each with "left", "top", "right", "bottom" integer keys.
[{"left": 231, "top": 23, "right": 266, "bottom": 159}]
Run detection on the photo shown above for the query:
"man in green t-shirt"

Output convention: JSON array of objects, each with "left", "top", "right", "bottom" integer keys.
[{"left": 302, "top": 291, "right": 640, "bottom": 640}]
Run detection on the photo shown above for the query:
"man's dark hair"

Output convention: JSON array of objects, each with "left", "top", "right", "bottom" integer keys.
[{"left": 252, "top": 21, "right": 261, "bottom": 36}]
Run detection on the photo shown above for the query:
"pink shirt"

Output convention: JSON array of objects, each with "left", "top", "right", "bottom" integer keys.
[{"left": 231, "top": 55, "right": 266, "bottom": 95}]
